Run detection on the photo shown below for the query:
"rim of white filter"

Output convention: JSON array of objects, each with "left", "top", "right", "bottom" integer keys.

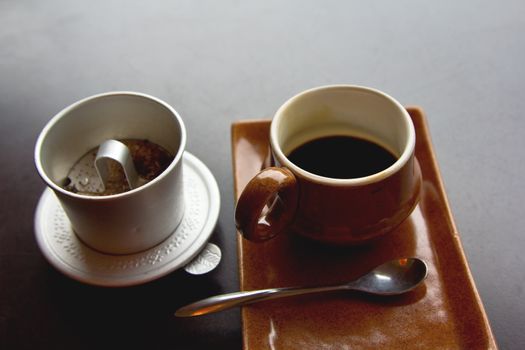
[{"left": 34, "top": 91, "right": 186, "bottom": 200}]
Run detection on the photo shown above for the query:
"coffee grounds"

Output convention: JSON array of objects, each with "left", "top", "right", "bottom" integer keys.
[{"left": 63, "top": 139, "right": 174, "bottom": 196}]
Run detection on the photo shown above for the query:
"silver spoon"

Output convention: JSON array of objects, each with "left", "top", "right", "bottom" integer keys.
[{"left": 175, "top": 257, "right": 428, "bottom": 317}]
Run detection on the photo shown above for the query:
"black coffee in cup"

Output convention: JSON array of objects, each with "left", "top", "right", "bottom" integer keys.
[{"left": 287, "top": 135, "right": 397, "bottom": 179}]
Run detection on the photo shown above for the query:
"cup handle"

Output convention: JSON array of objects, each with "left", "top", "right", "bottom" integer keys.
[{"left": 235, "top": 167, "right": 298, "bottom": 242}]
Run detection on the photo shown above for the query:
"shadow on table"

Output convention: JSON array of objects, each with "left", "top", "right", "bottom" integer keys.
[{"left": 38, "top": 224, "right": 241, "bottom": 349}]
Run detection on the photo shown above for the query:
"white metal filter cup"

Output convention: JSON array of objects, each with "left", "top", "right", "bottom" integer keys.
[{"left": 35, "top": 92, "right": 187, "bottom": 255}]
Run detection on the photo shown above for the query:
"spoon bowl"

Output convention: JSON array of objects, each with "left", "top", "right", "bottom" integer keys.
[
  {"left": 175, "top": 257, "right": 428, "bottom": 317},
  {"left": 350, "top": 257, "right": 428, "bottom": 295}
]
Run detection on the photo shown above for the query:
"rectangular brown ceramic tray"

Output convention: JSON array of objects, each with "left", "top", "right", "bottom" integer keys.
[{"left": 231, "top": 107, "right": 497, "bottom": 349}]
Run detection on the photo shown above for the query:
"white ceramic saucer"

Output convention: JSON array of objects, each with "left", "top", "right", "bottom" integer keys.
[{"left": 34, "top": 152, "right": 220, "bottom": 287}]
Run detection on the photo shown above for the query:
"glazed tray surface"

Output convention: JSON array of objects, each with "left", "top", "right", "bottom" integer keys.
[{"left": 231, "top": 108, "right": 496, "bottom": 349}]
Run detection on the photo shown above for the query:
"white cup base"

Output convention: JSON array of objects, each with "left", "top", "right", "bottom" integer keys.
[{"left": 34, "top": 152, "right": 220, "bottom": 287}]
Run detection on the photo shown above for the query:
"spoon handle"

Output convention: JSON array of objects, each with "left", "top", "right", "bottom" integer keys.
[{"left": 175, "top": 284, "right": 347, "bottom": 317}]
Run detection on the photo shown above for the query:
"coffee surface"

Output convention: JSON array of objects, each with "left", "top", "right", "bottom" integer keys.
[
  {"left": 287, "top": 135, "right": 397, "bottom": 179},
  {"left": 63, "top": 139, "right": 174, "bottom": 196}
]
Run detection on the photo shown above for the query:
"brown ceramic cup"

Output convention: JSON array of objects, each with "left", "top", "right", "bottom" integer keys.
[{"left": 235, "top": 85, "right": 422, "bottom": 244}]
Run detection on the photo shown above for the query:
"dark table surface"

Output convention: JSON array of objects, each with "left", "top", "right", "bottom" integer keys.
[{"left": 1, "top": 1, "right": 524, "bottom": 349}]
